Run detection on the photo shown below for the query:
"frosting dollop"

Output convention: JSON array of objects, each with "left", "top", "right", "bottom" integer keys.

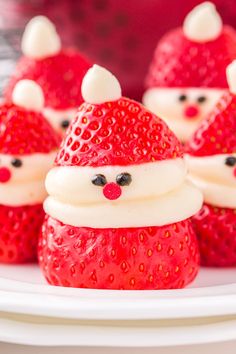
[
  {"left": 183, "top": 2, "right": 222, "bottom": 42},
  {"left": 12, "top": 80, "right": 45, "bottom": 112},
  {"left": 81, "top": 65, "right": 122, "bottom": 104},
  {"left": 21, "top": 16, "right": 61, "bottom": 59}
]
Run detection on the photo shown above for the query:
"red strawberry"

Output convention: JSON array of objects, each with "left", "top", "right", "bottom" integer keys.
[
  {"left": 145, "top": 27, "right": 236, "bottom": 90},
  {"left": 0, "top": 103, "right": 60, "bottom": 155},
  {"left": 4, "top": 16, "right": 92, "bottom": 136},
  {"left": 39, "top": 215, "right": 199, "bottom": 290},
  {"left": 40, "top": 65, "right": 201, "bottom": 289},
  {"left": 55, "top": 97, "right": 183, "bottom": 167},
  {"left": 191, "top": 204, "right": 236, "bottom": 267},
  {"left": 0, "top": 80, "right": 60, "bottom": 263},
  {"left": 143, "top": 3, "right": 236, "bottom": 143},
  {"left": 185, "top": 92, "right": 236, "bottom": 156},
  {"left": 5, "top": 50, "right": 91, "bottom": 110},
  {"left": 186, "top": 61, "right": 236, "bottom": 267},
  {"left": 0, "top": 204, "right": 44, "bottom": 263}
]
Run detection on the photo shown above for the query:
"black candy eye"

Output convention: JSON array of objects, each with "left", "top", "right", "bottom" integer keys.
[
  {"left": 116, "top": 172, "right": 132, "bottom": 186},
  {"left": 61, "top": 120, "right": 70, "bottom": 129},
  {"left": 225, "top": 156, "right": 236, "bottom": 166},
  {"left": 11, "top": 158, "right": 22, "bottom": 168},
  {"left": 197, "top": 96, "right": 207, "bottom": 103},
  {"left": 178, "top": 94, "right": 187, "bottom": 102},
  {"left": 91, "top": 174, "right": 107, "bottom": 186}
]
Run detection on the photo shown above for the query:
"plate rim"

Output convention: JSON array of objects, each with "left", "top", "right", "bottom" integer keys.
[
  {"left": 0, "top": 266, "right": 236, "bottom": 320},
  {"left": 0, "top": 316, "right": 236, "bottom": 347},
  {"left": 0, "top": 282, "right": 236, "bottom": 320}
]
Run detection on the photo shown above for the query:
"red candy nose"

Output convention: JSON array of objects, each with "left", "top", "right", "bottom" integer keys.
[
  {"left": 184, "top": 105, "right": 199, "bottom": 119},
  {"left": 0, "top": 167, "right": 11, "bottom": 183},
  {"left": 103, "top": 182, "right": 122, "bottom": 200}
]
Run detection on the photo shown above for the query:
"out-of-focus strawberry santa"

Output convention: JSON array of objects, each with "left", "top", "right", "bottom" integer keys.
[
  {"left": 4, "top": 16, "right": 91, "bottom": 137},
  {"left": 143, "top": 2, "right": 236, "bottom": 142}
]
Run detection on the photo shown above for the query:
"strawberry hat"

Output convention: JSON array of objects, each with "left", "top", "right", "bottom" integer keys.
[
  {"left": 145, "top": 2, "right": 236, "bottom": 89},
  {"left": 0, "top": 80, "right": 60, "bottom": 155},
  {"left": 4, "top": 16, "right": 91, "bottom": 110},
  {"left": 186, "top": 60, "right": 236, "bottom": 156},
  {"left": 55, "top": 64, "right": 183, "bottom": 169}
]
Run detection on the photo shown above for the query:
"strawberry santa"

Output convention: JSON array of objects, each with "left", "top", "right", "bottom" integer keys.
[
  {"left": 0, "top": 80, "right": 60, "bottom": 263},
  {"left": 143, "top": 2, "right": 236, "bottom": 143},
  {"left": 39, "top": 65, "right": 203, "bottom": 290},
  {"left": 185, "top": 60, "right": 236, "bottom": 267},
  {"left": 4, "top": 16, "right": 91, "bottom": 136}
]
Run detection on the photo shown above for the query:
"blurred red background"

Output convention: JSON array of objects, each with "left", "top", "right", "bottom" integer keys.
[{"left": 1, "top": 0, "right": 236, "bottom": 100}]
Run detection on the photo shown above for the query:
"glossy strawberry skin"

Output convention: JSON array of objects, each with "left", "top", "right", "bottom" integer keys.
[
  {"left": 192, "top": 203, "right": 236, "bottom": 267},
  {"left": 55, "top": 98, "right": 183, "bottom": 168},
  {"left": 38, "top": 215, "right": 199, "bottom": 290},
  {"left": 0, "top": 204, "right": 44, "bottom": 263}
]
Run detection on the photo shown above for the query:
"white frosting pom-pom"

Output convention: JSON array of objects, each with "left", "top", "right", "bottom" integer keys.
[
  {"left": 183, "top": 2, "right": 222, "bottom": 42},
  {"left": 12, "top": 80, "right": 45, "bottom": 111},
  {"left": 81, "top": 65, "right": 122, "bottom": 104},
  {"left": 21, "top": 16, "right": 61, "bottom": 59},
  {"left": 226, "top": 60, "right": 236, "bottom": 94}
]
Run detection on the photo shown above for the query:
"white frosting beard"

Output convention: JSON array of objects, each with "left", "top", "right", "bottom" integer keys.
[
  {"left": 44, "top": 159, "right": 203, "bottom": 228},
  {"left": 0, "top": 151, "right": 56, "bottom": 206},
  {"left": 185, "top": 154, "right": 236, "bottom": 208},
  {"left": 43, "top": 107, "right": 77, "bottom": 134},
  {"left": 143, "top": 88, "right": 224, "bottom": 142}
]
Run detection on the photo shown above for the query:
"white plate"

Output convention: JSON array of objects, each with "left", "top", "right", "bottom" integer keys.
[{"left": 0, "top": 264, "right": 235, "bottom": 320}]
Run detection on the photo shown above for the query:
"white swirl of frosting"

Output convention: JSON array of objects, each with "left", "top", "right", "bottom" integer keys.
[
  {"left": 0, "top": 151, "right": 56, "bottom": 206},
  {"left": 44, "top": 159, "right": 203, "bottom": 228},
  {"left": 185, "top": 154, "right": 236, "bottom": 208},
  {"left": 44, "top": 182, "right": 202, "bottom": 228},
  {"left": 45, "top": 159, "right": 187, "bottom": 204}
]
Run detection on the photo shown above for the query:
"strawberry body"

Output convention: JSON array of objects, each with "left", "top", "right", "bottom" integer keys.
[
  {"left": 38, "top": 215, "right": 199, "bottom": 290},
  {"left": 0, "top": 203, "right": 44, "bottom": 263},
  {"left": 192, "top": 203, "right": 236, "bottom": 267}
]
